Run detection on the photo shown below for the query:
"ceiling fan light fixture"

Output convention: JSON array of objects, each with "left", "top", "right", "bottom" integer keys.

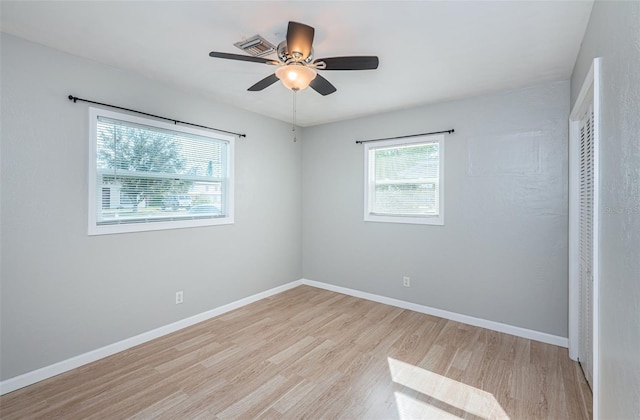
[{"left": 275, "top": 64, "right": 317, "bottom": 91}]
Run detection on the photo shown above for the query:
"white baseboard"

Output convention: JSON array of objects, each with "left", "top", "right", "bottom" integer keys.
[
  {"left": 300, "top": 279, "right": 569, "bottom": 348},
  {"left": 1, "top": 277, "right": 567, "bottom": 395},
  {"left": 0, "top": 280, "right": 303, "bottom": 395}
]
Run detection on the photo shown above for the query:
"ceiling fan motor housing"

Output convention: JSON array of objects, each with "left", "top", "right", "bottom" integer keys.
[{"left": 277, "top": 41, "right": 314, "bottom": 64}]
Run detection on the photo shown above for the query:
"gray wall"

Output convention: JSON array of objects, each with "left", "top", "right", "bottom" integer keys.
[
  {"left": 571, "top": 1, "right": 640, "bottom": 418},
  {"left": 302, "top": 81, "right": 570, "bottom": 337},
  {"left": 0, "top": 35, "right": 302, "bottom": 380}
]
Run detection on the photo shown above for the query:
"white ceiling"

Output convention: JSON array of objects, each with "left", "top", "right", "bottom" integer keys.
[{"left": 1, "top": 1, "right": 593, "bottom": 127}]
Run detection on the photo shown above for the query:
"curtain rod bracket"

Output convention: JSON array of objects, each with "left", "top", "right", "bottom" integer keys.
[{"left": 68, "top": 94, "right": 246, "bottom": 138}]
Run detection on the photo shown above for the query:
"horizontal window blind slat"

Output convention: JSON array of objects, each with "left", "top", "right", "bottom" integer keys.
[{"left": 97, "top": 168, "right": 224, "bottom": 183}]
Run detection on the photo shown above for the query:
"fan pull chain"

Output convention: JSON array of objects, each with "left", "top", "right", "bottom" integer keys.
[{"left": 292, "top": 90, "right": 297, "bottom": 142}]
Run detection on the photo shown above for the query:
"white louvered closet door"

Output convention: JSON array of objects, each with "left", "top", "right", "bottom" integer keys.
[{"left": 578, "top": 103, "right": 594, "bottom": 388}]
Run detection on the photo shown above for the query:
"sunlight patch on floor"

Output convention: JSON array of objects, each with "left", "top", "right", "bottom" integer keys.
[
  {"left": 388, "top": 357, "right": 510, "bottom": 420},
  {"left": 395, "top": 391, "right": 467, "bottom": 419}
]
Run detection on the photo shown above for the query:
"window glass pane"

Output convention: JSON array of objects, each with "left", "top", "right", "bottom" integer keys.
[
  {"left": 97, "top": 176, "right": 224, "bottom": 224},
  {"left": 370, "top": 142, "right": 439, "bottom": 216},
  {"left": 373, "top": 183, "right": 438, "bottom": 215},
  {"left": 374, "top": 143, "right": 439, "bottom": 181},
  {"left": 97, "top": 117, "right": 224, "bottom": 178}
]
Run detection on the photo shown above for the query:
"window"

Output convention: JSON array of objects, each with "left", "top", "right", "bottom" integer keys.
[
  {"left": 88, "top": 107, "right": 234, "bottom": 235},
  {"left": 364, "top": 134, "right": 444, "bottom": 225}
]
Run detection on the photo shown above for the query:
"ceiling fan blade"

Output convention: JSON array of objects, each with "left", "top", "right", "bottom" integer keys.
[
  {"left": 286, "top": 21, "right": 315, "bottom": 60},
  {"left": 209, "top": 51, "right": 277, "bottom": 65},
  {"left": 314, "top": 56, "right": 379, "bottom": 70},
  {"left": 309, "top": 74, "right": 337, "bottom": 96},
  {"left": 248, "top": 73, "right": 280, "bottom": 91}
]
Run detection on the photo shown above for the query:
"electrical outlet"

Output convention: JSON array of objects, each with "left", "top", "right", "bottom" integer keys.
[
  {"left": 175, "top": 291, "right": 184, "bottom": 304},
  {"left": 403, "top": 276, "right": 411, "bottom": 287}
]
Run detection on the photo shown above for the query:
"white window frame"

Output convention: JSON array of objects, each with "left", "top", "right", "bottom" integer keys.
[
  {"left": 363, "top": 134, "right": 444, "bottom": 225},
  {"left": 88, "top": 107, "right": 235, "bottom": 235}
]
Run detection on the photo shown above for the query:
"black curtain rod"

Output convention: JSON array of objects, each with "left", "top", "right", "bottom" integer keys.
[
  {"left": 68, "top": 95, "right": 246, "bottom": 138},
  {"left": 355, "top": 129, "right": 454, "bottom": 144}
]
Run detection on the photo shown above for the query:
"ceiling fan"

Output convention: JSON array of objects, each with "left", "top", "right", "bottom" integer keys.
[{"left": 209, "top": 21, "right": 379, "bottom": 96}]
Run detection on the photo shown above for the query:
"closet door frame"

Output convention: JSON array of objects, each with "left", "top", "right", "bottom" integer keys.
[{"left": 568, "top": 57, "right": 600, "bottom": 418}]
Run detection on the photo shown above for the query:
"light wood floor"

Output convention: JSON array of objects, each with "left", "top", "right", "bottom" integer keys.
[{"left": 1, "top": 285, "right": 592, "bottom": 419}]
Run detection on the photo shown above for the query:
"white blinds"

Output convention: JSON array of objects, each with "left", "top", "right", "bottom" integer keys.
[
  {"left": 369, "top": 141, "right": 440, "bottom": 216},
  {"left": 94, "top": 115, "right": 230, "bottom": 226}
]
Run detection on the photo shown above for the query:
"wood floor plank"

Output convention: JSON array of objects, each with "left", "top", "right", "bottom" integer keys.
[{"left": 0, "top": 285, "right": 591, "bottom": 419}]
